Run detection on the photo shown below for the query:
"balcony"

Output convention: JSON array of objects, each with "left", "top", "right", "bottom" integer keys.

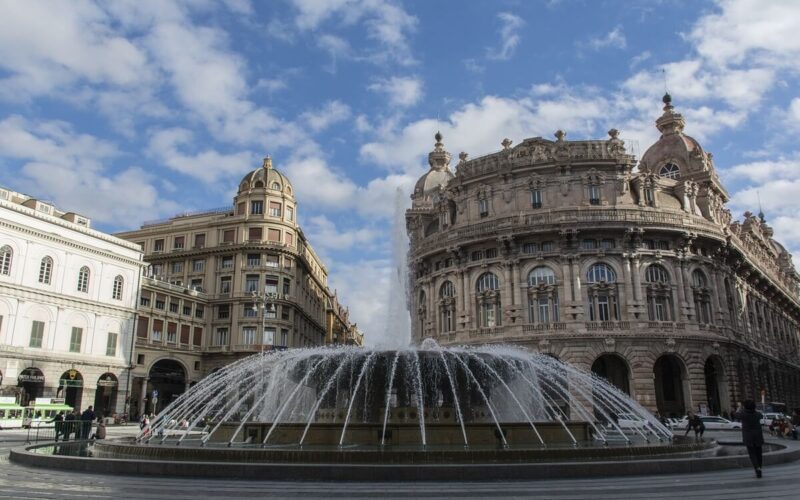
[
  {"left": 584, "top": 321, "right": 630, "bottom": 331},
  {"left": 522, "top": 322, "right": 567, "bottom": 332}
]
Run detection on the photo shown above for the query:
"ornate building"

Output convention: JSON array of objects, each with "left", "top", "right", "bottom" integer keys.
[
  {"left": 117, "top": 158, "right": 353, "bottom": 416},
  {"left": 0, "top": 187, "right": 144, "bottom": 415},
  {"left": 407, "top": 95, "right": 800, "bottom": 417}
]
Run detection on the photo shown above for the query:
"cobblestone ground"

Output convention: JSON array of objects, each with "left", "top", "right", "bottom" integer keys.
[{"left": 0, "top": 427, "right": 796, "bottom": 499}]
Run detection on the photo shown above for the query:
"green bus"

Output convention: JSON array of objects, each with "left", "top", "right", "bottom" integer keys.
[
  {"left": 23, "top": 398, "right": 73, "bottom": 428},
  {"left": 0, "top": 397, "right": 24, "bottom": 429}
]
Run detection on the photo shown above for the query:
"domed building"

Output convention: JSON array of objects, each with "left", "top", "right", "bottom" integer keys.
[
  {"left": 407, "top": 96, "right": 800, "bottom": 417},
  {"left": 116, "top": 157, "right": 355, "bottom": 417}
]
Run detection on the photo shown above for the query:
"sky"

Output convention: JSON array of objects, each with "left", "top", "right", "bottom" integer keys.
[{"left": 2, "top": 0, "right": 800, "bottom": 345}]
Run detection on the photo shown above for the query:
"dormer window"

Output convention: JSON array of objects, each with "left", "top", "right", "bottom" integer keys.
[
  {"left": 271, "top": 182, "right": 281, "bottom": 190},
  {"left": 659, "top": 163, "right": 680, "bottom": 179},
  {"left": 531, "top": 189, "right": 542, "bottom": 209},
  {"left": 478, "top": 199, "right": 489, "bottom": 217}
]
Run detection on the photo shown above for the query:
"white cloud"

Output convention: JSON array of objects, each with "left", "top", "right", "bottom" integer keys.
[
  {"left": 255, "top": 77, "right": 289, "bottom": 94},
  {"left": 326, "top": 258, "right": 393, "bottom": 346},
  {"left": 300, "top": 100, "right": 352, "bottom": 132},
  {"left": 0, "top": 115, "right": 176, "bottom": 227},
  {"left": 486, "top": 12, "right": 524, "bottom": 61},
  {"left": 583, "top": 26, "right": 627, "bottom": 51},
  {"left": 368, "top": 76, "right": 424, "bottom": 108},
  {"left": 303, "top": 215, "right": 380, "bottom": 252},
  {"left": 148, "top": 128, "right": 256, "bottom": 184}
]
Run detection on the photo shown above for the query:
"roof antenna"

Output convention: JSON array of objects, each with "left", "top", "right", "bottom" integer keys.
[
  {"left": 661, "top": 68, "right": 669, "bottom": 95},
  {"left": 757, "top": 190, "right": 765, "bottom": 222}
]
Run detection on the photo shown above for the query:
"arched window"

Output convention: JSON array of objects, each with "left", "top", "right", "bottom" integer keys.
[
  {"left": 645, "top": 264, "right": 673, "bottom": 321},
  {"left": 691, "top": 270, "right": 712, "bottom": 324},
  {"left": 0, "top": 245, "right": 11, "bottom": 275},
  {"left": 527, "top": 267, "right": 559, "bottom": 324},
  {"left": 112, "top": 275, "right": 124, "bottom": 300},
  {"left": 38, "top": 257, "right": 53, "bottom": 284},
  {"left": 77, "top": 266, "right": 90, "bottom": 293},
  {"left": 476, "top": 272, "right": 501, "bottom": 327},
  {"left": 439, "top": 281, "right": 456, "bottom": 333},
  {"left": 585, "top": 263, "right": 618, "bottom": 322},
  {"left": 271, "top": 182, "right": 281, "bottom": 190},
  {"left": 659, "top": 163, "right": 680, "bottom": 179},
  {"left": 586, "top": 263, "right": 616, "bottom": 283}
]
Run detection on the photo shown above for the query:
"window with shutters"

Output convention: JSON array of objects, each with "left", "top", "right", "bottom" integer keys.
[
  {"left": 29, "top": 320, "right": 44, "bottom": 348},
  {"left": 69, "top": 327, "right": 82, "bottom": 353},
  {"left": 106, "top": 332, "right": 118, "bottom": 356}
]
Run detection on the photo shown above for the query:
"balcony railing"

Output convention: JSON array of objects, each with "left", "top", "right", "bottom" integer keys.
[{"left": 522, "top": 322, "right": 567, "bottom": 332}]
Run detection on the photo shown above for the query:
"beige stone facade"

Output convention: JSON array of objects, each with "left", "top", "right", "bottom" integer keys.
[
  {"left": 117, "top": 158, "right": 351, "bottom": 416},
  {"left": 407, "top": 96, "right": 800, "bottom": 417}
]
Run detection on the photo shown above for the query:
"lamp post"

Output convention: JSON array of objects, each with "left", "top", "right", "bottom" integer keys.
[{"left": 251, "top": 291, "right": 278, "bottom": 353}]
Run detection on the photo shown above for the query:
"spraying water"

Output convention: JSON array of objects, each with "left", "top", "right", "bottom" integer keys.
[{"left": 376, "top": 188, "right": 411, "bottom": 348}]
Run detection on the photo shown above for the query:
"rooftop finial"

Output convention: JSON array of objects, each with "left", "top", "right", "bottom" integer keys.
[
  {"left": 757, "top": 190, "right": 765, "bottom": 222},
  {"left": 262, "top": 156, "right": 272, "bottom": 169},
  {"left": 435, "top": 130, "right": 443, "bottom": 144}
]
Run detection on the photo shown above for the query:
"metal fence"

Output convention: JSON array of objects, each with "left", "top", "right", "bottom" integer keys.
[{"left": 26, "top": 420, "right": 94, "bottom": 444}]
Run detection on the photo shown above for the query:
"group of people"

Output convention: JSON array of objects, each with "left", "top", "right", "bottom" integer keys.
[{"left": 52, "top": 405, "right": 106, "bottom": 441}]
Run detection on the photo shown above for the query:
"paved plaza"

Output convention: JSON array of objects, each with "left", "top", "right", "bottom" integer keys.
[{"left": 0, "top": 427, "right": 795, "bottom": 499}]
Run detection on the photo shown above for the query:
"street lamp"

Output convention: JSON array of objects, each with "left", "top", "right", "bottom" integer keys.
[{"left": 251, "top": 291, "right": 278, "bottom": 352}]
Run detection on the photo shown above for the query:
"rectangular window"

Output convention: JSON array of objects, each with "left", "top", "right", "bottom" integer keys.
[
  {"left": 265, "top": 305, "right": 277, "bottom": 319},
  {"left": 265, "top": 255, "right": 279, "bottom": 268},
  {"left": 152, "top": 319, "right": 163, "bottom": 342},
  {"left": 174, "top": 236, "right": 185, "bottom": 249},
  {"left": 541, "top": 241, "right": 554, "bottom": 252},
  {"left": 152, "top": 264, "right": 162, "bottom": 276},
  {"left": 193, "top": 233, "right": 206, "bottom": 249},
  {"left": 244, "top": 303, "right": 258, "bottom": 317},
  {"left": 169, "top": 301, "right": 179, "bottom": 313},
  {"left": 140, "top": 296, "right": 151, "bottom": 307},
  {"left": 251, "top": 200, "right": 263, "bottom": 215},
  {"left": 268, "top": 228, "right": 281, "bottom": 242},
  {"left": 171, "top": 261, "right": 183, "bottom": 273},
  {"left": 522, "top": 243, "right": 537, "bottom": 254},
  {"left": 190, "top": 278, "right": 203, "bottom": 291},
  {"left": 281, "top": 306, "right": 290, "bottom": 320},
  {"left": 69, "top": 327, "right": 82, "bottom": 353},
  {"left": 237, "top": 202, "right": 246, "bottom": 215},
  {"left": 471, "top": 251, "right": 482, "bottom": 261},
  {"left": 582, "top": 239, "right": 598, "bottom": 250},
  {"left": 531, "top": 189, "right": 542, "bottom": 208},
  {"left": 106, "top": 332, "right": 118, "bottom": 356},
  {"left": 286, "top": 206, "right": 294, "bottom": 221},
  {"left": 192, "top": 259, "right": 204, "bottom": 272},
  {"left": 243, "top": 327, "right": 257, "bottom": 345},
  {"left": 485, "top": 248, "right": 497, "bottom": 259},
  {"left": 183, "top": 303, "right": 192, "bottom": 316},
  {"left": 282, "top": 278, "right": 291, "bottom": 295},
  {"left": 280, "top": 329, "right": 289, "bottom": 347},
  {"left": 245, "top": 274, "right": 259, "bottom": 293},
  {"left": 645, "top": 188, "right": 654, "bottom": 206},
  {"left": 181, "top": 325, "right": 192, "bottom": 345},
  {"left": 154, "top": 239, "right": 164, "bottom": 252},
  {"left": 655, "top": 240, "right": 670, "bottom": 250},
  {"left": 193, "top": 327, "right": 203, "bottom": 346},
  {"left": 601, "top": 239, "right": 615, "bottom": 250},
  {"left": 538, "top": 298, "right": 550, "bottom": 323},
  {"left": 478, "top": 199, "right": 489, "bottom": 217},
  {"left": 136, "top": 316, "right": 149, "bottom": 339},
  {"left": 137, "top": 354, "right": 145, "bottom": 365},
  {"left": 155, "top": 295, "right": 165, "bottom": 309},
  {"left": 264, "top": 327, "right": 276, "bottom": 345},
  {"left": 597, "top": 296, "right": 610, "bottom": 321},
  {"left": 221, "top": 256, "right": 234, "bottom": 269},
  {"left": 265, "top": 276, "right": 279, "bottom": 295},
  {"left": 215, "top": 328, "right": 229, "bottom": 346},
  {"left": 218, "top": 304, "right": 230, "bottom": 319},
  {"left": 246, "top": 254, "right": 260, "bottom": 267},
  {"left": 269, "top": 201, "right": 282, "bottom": 217},
  {"left": 248, "top": 227, "right": 263, "bottom": 241},
  {"left": 223, "top": 229, "right": 235, "bottom": 243},
  {"left": 588, "top": 185, "right": 601, "bottom": 205},
  {"left": 195, "top": 305, "right": 204, "bottom": 319},
  {"left": 285, "top": 232, "right": 294, "bottom": 247},
  {"left": 167, "top": 322, "right": 177, "bottom": 343}
]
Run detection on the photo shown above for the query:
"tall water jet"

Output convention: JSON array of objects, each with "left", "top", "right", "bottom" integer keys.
[{"left": 380, "top": 187, "right": 411, "bottom": 348}]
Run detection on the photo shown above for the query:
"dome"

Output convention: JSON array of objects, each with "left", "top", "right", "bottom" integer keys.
[
  {"left": 414, "top": 169, "right": 454, "bottom": 198},
  {"left": 656, "top": 190, "right": 683, "bottom": 211},
  {"left": 238, "top": 157, "right": 293, "bottom": 196}
]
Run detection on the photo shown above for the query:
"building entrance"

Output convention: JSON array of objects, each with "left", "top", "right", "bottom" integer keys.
[
  {"left": 654, "top": 355, "right": 687, "bottom": 418},
  {"left": 58, "top": 370, "right": 83, "bottom": 410},
  {"left": 147, "top": 360, "right": 186, "bottom": 414}
]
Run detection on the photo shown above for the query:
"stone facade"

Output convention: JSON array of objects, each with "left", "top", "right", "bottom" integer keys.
[
  {"left": 0, "top": 187, "right": 144, "bottom": 416},
  {"left": 407, "top": 96, "right": 800, "bottom": 417}
]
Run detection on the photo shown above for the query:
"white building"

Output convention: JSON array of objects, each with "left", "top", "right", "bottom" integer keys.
[{"left": 0, "top": 187, "right": 144, "bottom": 416}]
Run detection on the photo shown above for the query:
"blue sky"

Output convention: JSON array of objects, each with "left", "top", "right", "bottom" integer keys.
[{"left": 1, "top": 0, "right": 800, "bottom": 343}]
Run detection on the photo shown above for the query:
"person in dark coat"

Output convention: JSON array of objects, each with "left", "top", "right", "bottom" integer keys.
[
  {"left": 51, "top": 411, "right": 65, "bottom": 441},
  {"left": 80, "top": 406, "right": 96, "bottom": 439},
  {"left": 63, "top": 410, "right": 77, "bottom": 440},
  {"left": 737, "top": 399, "right": 765, "bottom": 478},
  {"left": 684, "top": 412, "right": 705, "bottom": 439}
]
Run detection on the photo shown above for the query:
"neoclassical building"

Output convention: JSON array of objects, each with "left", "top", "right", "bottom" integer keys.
[
  {"left": 0, "top": 187, "right": 144, "bottom": 415},
  {"left": 117, "top": 157, "right": 355, "bottom": 415},
  {"left": 407, "top": 95, "right": 800, "bottom": 417}
]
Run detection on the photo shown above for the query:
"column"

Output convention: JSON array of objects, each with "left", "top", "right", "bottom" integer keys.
[
  {"left": 428, "top": 281, "right": 435, "bottom": 336},
  {"left": 631, "top": 256, "right": 642, "bottom": 302},
  {"left": 560, "top": 258, "right": 573, "bottom": 304},
  {"left": 138, "top": 378, "right": 148, "bottom": 418},
  {"left": 455, "top": 271, "right": 465, "bottom": 321},
  {"left": 622, "top": 255, "right": 634, "bottom": 314},
  {"left": 674, "top": 259, "right": 687, "bottom": 321},
  {"left": 512, "top": 261, "right": 522, "bottom": 307},
  {"left": 503, "top": 262, "right": 513, "bottom": 309},
  {"left": 713, "top": 268, "right": 729, "bottom": 321},
  {"left": 681, "top": 262, "right": 694, "bottom": 319},
  {"left": 462, "top": 270, "right": 472, "bottom": 328}
]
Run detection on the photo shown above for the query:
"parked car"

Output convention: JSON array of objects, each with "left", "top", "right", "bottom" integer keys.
[
  {"left": 698, "top": 416, "right": 741, "bottom": 430},
  {"left": 666, "top": 417, "right": 684, "bottom": 430},
  {"left": 760, "top": 412, "right": 786, "bottom": 426}
]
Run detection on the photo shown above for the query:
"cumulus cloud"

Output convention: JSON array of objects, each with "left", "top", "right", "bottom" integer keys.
[
  {"left": 368, "top": 76, "right": 424, "bottom": 108},
  {"left": 486, "top": 12, "right": 524, "bottom": 61},
  {"left": 583, "top": 26, "right": 627, "bottom": 51},
  {"left": 0, "top": 115, "right": 176, "bottom": 227},
  {"left": 300, "top": 100, "right": 352, "bottom": 132}
]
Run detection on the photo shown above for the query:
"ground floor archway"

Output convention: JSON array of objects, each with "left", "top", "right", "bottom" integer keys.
[
  {"left": 57, "top": 369, "right": 83, "bottom": 410},
  {"left": 591, "top": 354, "right": 630, "bottom": 395},
  {"left": 147, "top": 359, "right": 187, "bottom": 414},
  {"left": 93, "top": 372, "right": 119, "bottom": 417},
  {"left": 654, "top": 354, "right": 688, "bottom": 418},
  {"left": 17, "top": 367, "right": 44, "bottom": 406},
  {"left": 704, "top": 356, "right": 729, "bottom": 416}
]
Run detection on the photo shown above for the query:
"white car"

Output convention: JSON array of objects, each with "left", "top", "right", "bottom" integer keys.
[
  {"left": 699, "top": 416, "right": 741, "bottom": 430},
  {"left": 760, "top": 412, "right": 786, "bottom": 426}
]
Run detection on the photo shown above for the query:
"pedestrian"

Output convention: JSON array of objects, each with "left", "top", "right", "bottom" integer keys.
[
  {"left": 93, "top": 420, "right": 107, "bottom": 440},
  {"left": 63, "top": 410, "right": 77, "bottom": 440},
  {"left": 684, "top": 412, "right": 705, "bottom": 439},
  {"left": 80, "top": 405, "right": 96, "bottom": 439},
  {"left": 140, "top": 413, "right": 149, "bottom": 430},
  {"left": 736, "top": 399, "right": 764, "bottom": 478},
  {"left": 51, "top": 411, "right": 65, "bottom": 441}
]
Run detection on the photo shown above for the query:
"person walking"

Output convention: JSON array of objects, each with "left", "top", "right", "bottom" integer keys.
[
  {"left": 63, "top": 410, "right": 77, "bottom": 440},
  {"left": 51, "top": 411, "right": 65, "bottom": 441},
  {"left": 737, "top": 399, "right": 765, "bottom": 478}
]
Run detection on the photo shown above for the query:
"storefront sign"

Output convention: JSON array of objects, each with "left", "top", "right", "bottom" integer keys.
[
  {"left": 97, "top": 376, "right": 118, "bottom": 387},
  {"left": 18, "top": 369, "right": 45, "bottom": 384}
]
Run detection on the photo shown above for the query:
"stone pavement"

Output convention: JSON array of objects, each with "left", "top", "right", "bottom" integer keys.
[{"left": 0, "top": 427, "right": 796, "bottom": 499}]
